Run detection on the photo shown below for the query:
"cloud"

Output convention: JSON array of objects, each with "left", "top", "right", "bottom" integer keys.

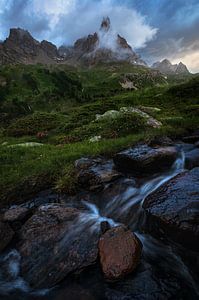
[
  {"left": 172, "top": 51, "right": 199, "bottom": 73},
  {"left": 134, "top": 0, "right": 199, "bottom": 72},
  {"left": 0, "top": 0, "right": 50, "bottom": 39},
  {"left": 47, "top": 0, "right": 158, "bottom": 49}
]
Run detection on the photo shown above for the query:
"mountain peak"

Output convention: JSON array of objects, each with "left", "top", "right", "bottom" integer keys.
[
  {"left": 100, "top": 17, "right": 111, "bottom": 32},
  {"left": 152, "top": 59, "right": 190, "bottom": 75},
  {"left": 162, "top": 59, "right": 172, "bottom": 64},
  {"left": 0, "top": 27, "right": 58, "bottom": 65},
  {"left": 7, "top": 28, "right": 38, "bottom": 45},
  {"left": 59, "top": 17, "right": 146, "bottom": 66}
]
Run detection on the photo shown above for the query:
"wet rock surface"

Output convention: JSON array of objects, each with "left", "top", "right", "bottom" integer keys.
[
  {"left": 17, "top": 205, "right": 99, "bottom": 288},
  {"left": 148, "top": 136, "right": 173, "bottom": 147},
  {"left": 143, "top": 167, "right": 199, "bottom": 251},
  {"left": 0, "top": 221, "right": 14, "bottom": 253},
  {"left": 99, "top": 226, "right": 142, "bottom": 280},
  {"left": 0, "top": 142, "right": 199, "bottom": 299},
  {"left": 114, "top": 145, "right": 178, "bottom": 175},
  {"left": 185, "top": 148, "right": 199, "bottom": 169},
  {"left": 3, "top": 207, "right": 30, "bottom": 223},
  {"left": 75, "top": 157, "right": 122, "bottom": 191},
  {"left": 182, "top": 135, "right": 199, "bottom": 144}
]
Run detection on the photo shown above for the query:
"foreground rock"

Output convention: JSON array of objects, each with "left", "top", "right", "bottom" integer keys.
[
  {"left": 143, "top": 168, "right": 199, "bottom": 251},
  {"left": 0, "top": 221, "right": 14, "bottom": 253},
  {"left": 75, "top": 157, "right": 122, "bottom": 191},
  {"left": 99, "top": 226, "right": 142, "bottom": 280},
  {"left": 3, "top": 207, "right": 30, "bottom": 223},
  {"left": 185, "top": 148, "right": 199, "bottom": 169},
  {"left": 182, "top": 135, "right": 199, "bottom": 144},
  {"left": 114, "top": 145, "right": 178, "bottom": 175},
  {"left": 18, "top": 205, "right": 99, "bottom": 288}
]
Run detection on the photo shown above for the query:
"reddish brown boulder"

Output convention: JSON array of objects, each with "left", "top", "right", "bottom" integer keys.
[
  {"left": 99, "top": 226, "right": 142, "bottom": 280},
  {"left": 0, "top": 221, "right": 14, "bottom": 253}
]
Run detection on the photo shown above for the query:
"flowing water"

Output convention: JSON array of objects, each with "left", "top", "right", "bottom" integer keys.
[{"left": 0, "top": 150, "right": 199, "bottom": 299}]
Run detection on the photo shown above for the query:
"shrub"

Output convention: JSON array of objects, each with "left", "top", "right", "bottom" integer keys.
[{"left": 6, "top": 112, "right": 66, "bottom": 137}]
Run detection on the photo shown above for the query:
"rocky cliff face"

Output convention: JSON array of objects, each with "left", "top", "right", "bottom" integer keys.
[
  {"left": 0, "top": 28, "right": 59, "bottom": 65},
  {"left": 152, "top": 59, "right": 190, "bottom": 75},
  {"left": 0, "top": 18, "right": 146, "bottom": 67},
  {"left": 1, "top": 20, "right": 189, "bottom": 71},
  {"left": 58, "top": 17, "right": 147, "bottom": 66}
]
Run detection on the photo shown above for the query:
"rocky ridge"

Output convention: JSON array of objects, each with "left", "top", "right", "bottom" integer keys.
[
  {"left": 0, "top": 19, "right": 190, "bottom": 74},
  {"left": 0, "top": 28, "right": 59, "bottom": 65},
  {"left": 0, "top": 18, "right": 146, "bottom": 66},
  {"left": 152, "top": 59, "right": 190, "bottom": 75}
]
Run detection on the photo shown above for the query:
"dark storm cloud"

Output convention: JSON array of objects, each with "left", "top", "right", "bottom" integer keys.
[{"left": 0, "top": 0, "right": 50, "bottom": 40}]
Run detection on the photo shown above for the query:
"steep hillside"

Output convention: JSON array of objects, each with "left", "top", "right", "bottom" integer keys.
[
  {"left": 0, "top": 63, "right": 198, "bottom": 203},
  {"left": 0, "top": 63, "right": 167, "bottom": 125}
]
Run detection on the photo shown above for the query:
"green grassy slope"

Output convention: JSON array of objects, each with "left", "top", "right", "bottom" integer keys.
[{"left": 0, "top": 63, "right": 198, "bottom": 206}]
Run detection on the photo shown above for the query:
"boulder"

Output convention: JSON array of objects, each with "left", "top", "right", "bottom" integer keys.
[
  {"left": 138, "top": 106, "right": 161, "bottom": 113},
  {"left": 104, "top": 258, "right": 196, "bottom": 299},
  {"left": 119, "top": 107, "right": 162, "bottom": 128},
  {"left": 18, "top": 205, "right": 99, "bottom": 288},
  {"left": 75, "top": 157, "right": 122, "bottom": 191},
  {"left": 95, "top": 110, "right": 120, "bottom": 121},
  {"left": 3, "top": 207, "right": 30, "bottom": 223},
  {"left": 182, "top": 136, "right": 199, "bottom": 144},
  {"left": 95, "top": 107, "right": 162, "bottom": 129},
  {"left": 185, "top": 148, "right": 199, "bottom": 169},
  {"left": 0, "top": 221, "right": 14, "bottom": 253},
  {"left": 99, "top": 226, "right": 142, "bottom": 280},
  {"left": 149, "top": 136, "right": 173, "bottom": 147},
  {"left": 143, "top": 168, "right": 199, "bottom": 251},
  {"left": 114, "top": 145, "right": 178, "bottom": 175}
]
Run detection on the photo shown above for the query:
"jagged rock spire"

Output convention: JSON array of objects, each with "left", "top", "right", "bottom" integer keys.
[{"left": 100, "top": 17, "right": 111, "bottom": 32}]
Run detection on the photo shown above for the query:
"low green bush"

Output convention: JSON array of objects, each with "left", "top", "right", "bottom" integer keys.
[{"left": 5, "top": 112, "right": 67, "bottom": 137}]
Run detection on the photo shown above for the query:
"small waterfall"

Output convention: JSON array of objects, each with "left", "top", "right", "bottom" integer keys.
[
  {"left": 78, "top": 201, "right": 118, "bottom": 233},
  {"left": 0, "top": 250, "right": 29, "bottom": 295},
  {"left": 104, "top": 150, "right": 185, "bottom": 218},
  {"left": 136, "top": 233, "right": 199, "bottom": 296},
  {"left": 0, "top": 250, "right": 51, "bottom": 296},
  {"left": 75, "top": 150, "right": 185, "bottom": 232},
  {"left": 2, "top": 149, "right": 195, "bottom": 298}
]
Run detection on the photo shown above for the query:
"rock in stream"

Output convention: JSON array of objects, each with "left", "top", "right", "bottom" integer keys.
[
  {"left": 143, "top": 167, "right": 199, "bottom": 251},
  {"left": 17, "top": 204, "right": 99, "bottom": 289}
]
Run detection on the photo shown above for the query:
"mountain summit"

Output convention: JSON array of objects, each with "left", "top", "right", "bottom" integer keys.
[
  {"left": 100, "top": 17, "right": 111, "bottom": 32},
  {"left": 152, "top": 59, "right": 190, "bottom": 75},
  {"left": 59, "top": 17, "right": 146, "bottom": 66},
  {"left": 0, "top": 28, "right": 58, "bottom": 64}
]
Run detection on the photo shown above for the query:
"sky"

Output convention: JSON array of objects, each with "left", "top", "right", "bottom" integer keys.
[{"left": 0, "top": 0, "right": 199, "bottom": 72}]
